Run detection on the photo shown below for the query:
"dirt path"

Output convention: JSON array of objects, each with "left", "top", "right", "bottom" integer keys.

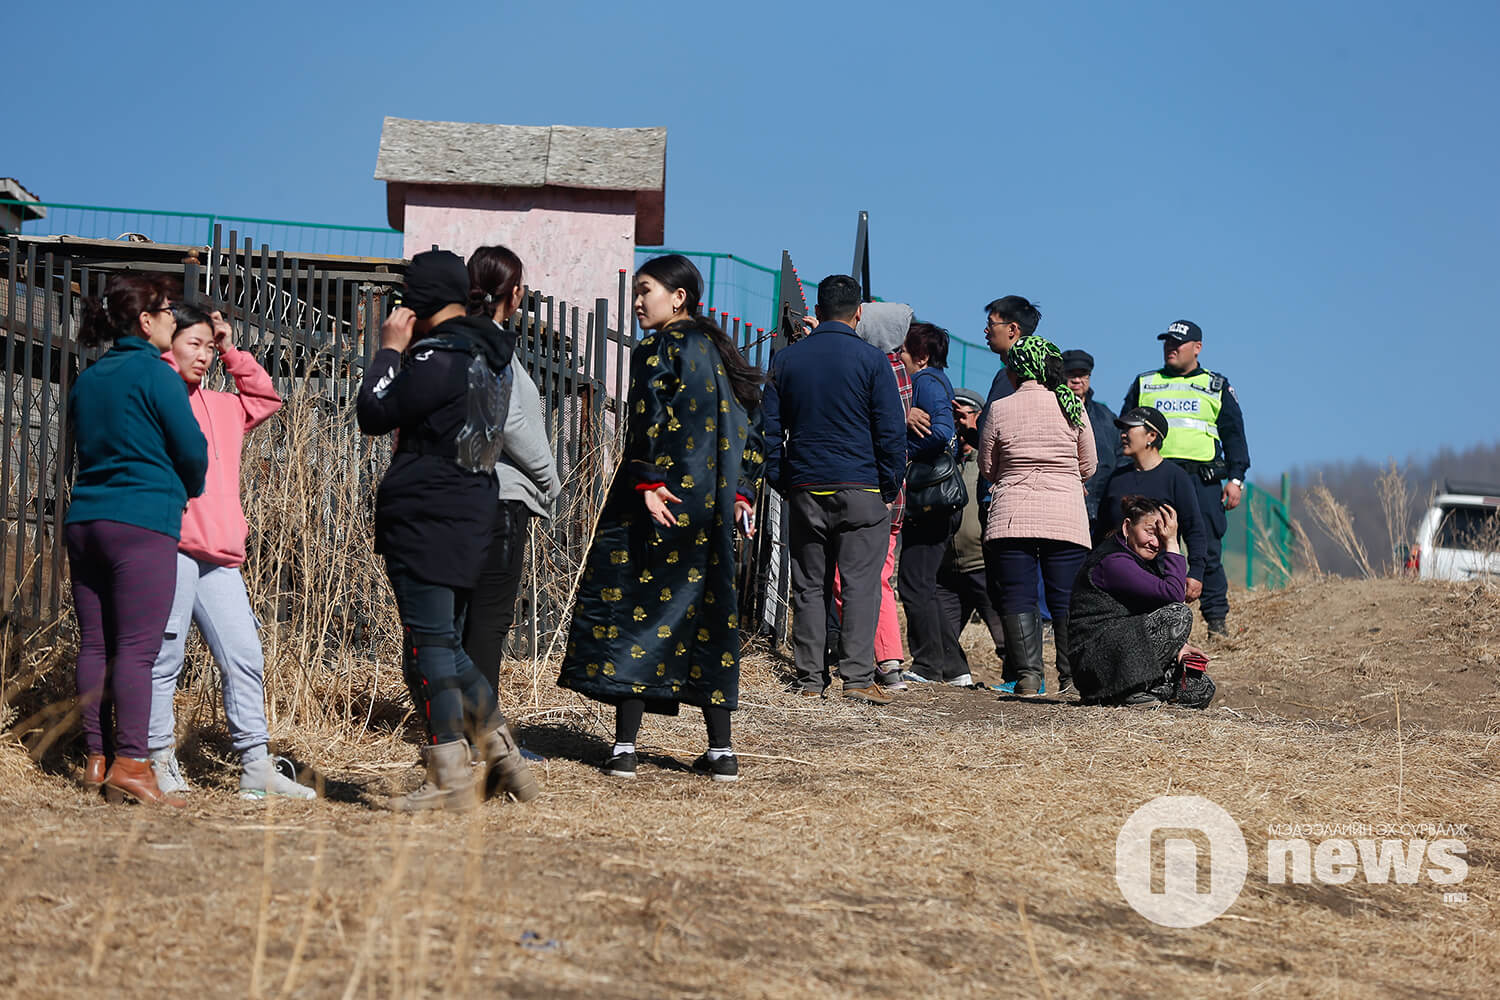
[{"left": 1, "top": 578, "right": 1497, "bottom": 998}]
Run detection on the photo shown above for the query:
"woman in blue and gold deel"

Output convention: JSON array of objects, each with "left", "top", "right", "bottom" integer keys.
[{"left": 559, "top": 255, "right": 764, "bottom": 783}]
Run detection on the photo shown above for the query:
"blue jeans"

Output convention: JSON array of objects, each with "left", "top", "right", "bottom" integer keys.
[
  {"left": 385, "top": 560, "right": 498, "bottom": 744},
  {"left": 149, "top": 553, "right": 270, "bottom": 762}
]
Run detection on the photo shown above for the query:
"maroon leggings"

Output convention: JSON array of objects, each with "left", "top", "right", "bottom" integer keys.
[{"left": 65, "top": 520, "right": 179, "bottom": 759}]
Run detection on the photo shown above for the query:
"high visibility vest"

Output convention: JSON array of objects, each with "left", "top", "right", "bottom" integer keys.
[{"left": 1136, "top": 369, "right": 1224, "bottom": 463}]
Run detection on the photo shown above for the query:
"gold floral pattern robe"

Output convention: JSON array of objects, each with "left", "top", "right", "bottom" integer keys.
[{"left": 558, "top": 319, "right": 764, "bottom": 712}]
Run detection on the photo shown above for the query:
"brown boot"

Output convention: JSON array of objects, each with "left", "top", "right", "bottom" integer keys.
[
  {"left": 385, "top": 740, "right": 478, "bottom": 812},
  {"left": 82, "top": 754, "right": 109, "bottom": 792},
  {"left": 476, "top": 723, "right": 540, "bottom": 803},
  {"left": 103, "top": 757, "right": 186, "bottom": 808}
]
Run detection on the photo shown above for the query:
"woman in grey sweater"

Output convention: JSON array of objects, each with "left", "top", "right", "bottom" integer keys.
[{"left": 462, "top": 246, "right": 563, "bottom": 692}]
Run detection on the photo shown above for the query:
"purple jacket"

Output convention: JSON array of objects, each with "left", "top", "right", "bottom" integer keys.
[{"left": 1090, "top": 535, "right": 1187, "bottom": 608}]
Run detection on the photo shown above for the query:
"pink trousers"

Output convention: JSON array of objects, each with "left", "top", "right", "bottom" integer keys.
[{"left": 834, "top": 529, "right": 904, "bottom": 663}]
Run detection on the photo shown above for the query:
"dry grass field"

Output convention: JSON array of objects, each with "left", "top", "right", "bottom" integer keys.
[{"left": 1, "top": 575, "right": 1497, "bottom": 999}]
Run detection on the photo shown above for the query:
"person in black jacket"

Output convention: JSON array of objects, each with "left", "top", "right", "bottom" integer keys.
[
  {"left": 357, "top": 249, "right": 538, "bottom": 811},
  {"left": 1093, "top": 406, "right": 1209, "bottom": 604},
  {"left": 1061, "top": 349, "right": 1123, "bottom": 521}
]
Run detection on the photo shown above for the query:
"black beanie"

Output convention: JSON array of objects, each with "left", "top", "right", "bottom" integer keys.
[{"left": 403, "top": 250, "right": 470, "bottom": 319}]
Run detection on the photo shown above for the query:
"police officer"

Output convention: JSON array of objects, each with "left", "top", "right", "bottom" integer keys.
[{"left": 1122, "top": 320, "right": 1249, "bottom": 635}]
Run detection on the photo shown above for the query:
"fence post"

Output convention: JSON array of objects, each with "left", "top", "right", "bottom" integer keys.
[
  {"left": 1245, "top": 484, "right": 1256, "bottom": 589},
  {"left": 1280, "top": 472, "right": 1292, "bottom": 586}
]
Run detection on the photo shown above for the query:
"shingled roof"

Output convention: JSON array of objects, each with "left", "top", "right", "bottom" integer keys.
[{"left": 374, "top": 118, "right": 666, "bottom": 192}]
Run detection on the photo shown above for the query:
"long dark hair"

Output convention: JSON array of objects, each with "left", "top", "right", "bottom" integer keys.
[
  {"left": 79, "top": 273, "right": 176, "bottom": 348},
  {"left": 636, "top": 254, "right": 763, "bottom": 409},
  {"left": 466, "top": 244, "right": 524, "bottom": 317}
]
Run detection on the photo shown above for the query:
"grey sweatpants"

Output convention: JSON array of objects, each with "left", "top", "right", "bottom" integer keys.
[
  {"left": 789, "top": 490, "right": 890, "bottom": 691},
  {"left": 149, "top": 552, "right": 270, "bottom": 762}
]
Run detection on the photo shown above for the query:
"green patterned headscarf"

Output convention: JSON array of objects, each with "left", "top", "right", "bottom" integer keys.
[{"left": 1007, "top": 335, "right": 1084, "bottom": 427}]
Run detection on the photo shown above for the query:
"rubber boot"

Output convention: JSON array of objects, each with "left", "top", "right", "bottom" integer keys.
[
  {"left": 103, "top": 757, "right": 186, "bottom": 808},
  {"left": 476, "top": 722, "right": 540, "bottom": 803},
  {"left": 1052, "top": 614, "right": 1074, "bottom": 696},
  {"left": 1002, "top": 612, "right": 1045, "bottom": 697},
  {"left": 386, "top": 740, "right": 477, "bottom": 812}
]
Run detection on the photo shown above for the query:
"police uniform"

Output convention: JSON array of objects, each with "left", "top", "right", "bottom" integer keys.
[{"left": 1122, "top": 320, "right": 1250, "bottom": 630}]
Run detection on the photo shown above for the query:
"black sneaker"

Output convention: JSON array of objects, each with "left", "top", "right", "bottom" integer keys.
[
  {"left": 602, "top": 752, "right": 638, "bottom": 778},
  {"left": 1119, "top": 690, "right": 1164, "bottom": 706},
  {"left": 1206, "top": 618, "right": 1228, "bottom": 637},
  {"left": 691, "top": 752, "right": 739, "bottom": 782}
]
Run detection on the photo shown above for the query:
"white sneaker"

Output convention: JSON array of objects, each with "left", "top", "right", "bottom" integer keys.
[
  {"left": 946, "top": 673, "right": 974, "bottom": 687},
  {"left": 149, "top": 748, "right": 190, "bottom": 795},
  {"left": 240, "top": 755, "right": 316, "bottom": 800}
]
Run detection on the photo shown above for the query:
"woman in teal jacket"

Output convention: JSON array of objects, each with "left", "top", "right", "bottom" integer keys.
[{"left": 67, "top": 273, "right": 207, "bottom": 807}]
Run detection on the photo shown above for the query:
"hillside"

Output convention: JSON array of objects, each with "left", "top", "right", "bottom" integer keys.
[{"left": 0, "top": 576, "right": 1496, "bottom": 998}]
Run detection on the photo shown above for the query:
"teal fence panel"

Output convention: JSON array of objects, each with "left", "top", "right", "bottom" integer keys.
[
  {"left": 1, "top": 199, "right": 403, "bottom": 259},
  {"left": 947, "top": 337, "right": 1005, "bottom": 400},
  {"left": 1222, "top": 481, "right": 1293, "bottom": 590},
  {"left": 634, "top": 248, "right": 780, "bottom": 333}
]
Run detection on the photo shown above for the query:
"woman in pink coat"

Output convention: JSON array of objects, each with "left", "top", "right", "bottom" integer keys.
[
  {"left": 977, "top": 335, "right": 1096, "bottom": 697},
  {"left": 146, "top": 302, "right": 314, "bottom": 799}
]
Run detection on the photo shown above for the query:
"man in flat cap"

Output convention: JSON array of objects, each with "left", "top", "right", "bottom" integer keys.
[{"left": 1062, "top": 349, "right": 1122, "bottom": 524}]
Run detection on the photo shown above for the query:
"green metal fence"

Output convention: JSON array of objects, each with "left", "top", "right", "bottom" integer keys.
[
  {"left": 630, "top": 246, "right": 1005, "bottom": 395},
  {"left": 632, "top": 247, "right": 782, "bottom": 333},
  {"left": 1222, "top": 477, "right": 1293, "bottom": 590},
  {"left": 0, "top": 199, "right": 403, "bottom": 259},
  {"left": 3, "top": 198, "right": 1293, "bottom": 591}
]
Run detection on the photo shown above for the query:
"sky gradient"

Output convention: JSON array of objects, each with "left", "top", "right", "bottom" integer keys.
[{"left": 9, "top": 0, "right": 1496, "bottom": 480}]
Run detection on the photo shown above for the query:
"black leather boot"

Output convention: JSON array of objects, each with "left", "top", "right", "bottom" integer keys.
[
  {"left": 1001, "top": 612, "right": 1045, "bottom": 697},
  {"left": 1052, "top": 613, "right": 1074, "bottom": 696}
]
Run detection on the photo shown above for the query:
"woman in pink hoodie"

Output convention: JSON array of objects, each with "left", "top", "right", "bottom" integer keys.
[{"left": 147, "top": 302, "right": 314, "bottom": 799}]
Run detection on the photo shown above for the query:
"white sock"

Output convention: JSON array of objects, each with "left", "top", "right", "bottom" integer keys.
[
  {"left": 705, "top": 747, "right": 733, "bottom": 760},
  {"left": 878, "top": 659, "right": 902, "bottom": 672},
  {"left": 611, "top": 743, "right": 635, "bottom": 757}
]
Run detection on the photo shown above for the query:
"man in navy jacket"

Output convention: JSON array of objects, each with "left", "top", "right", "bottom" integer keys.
[{"left": 764, "top": 275, "right": 906, "bottom": 703}]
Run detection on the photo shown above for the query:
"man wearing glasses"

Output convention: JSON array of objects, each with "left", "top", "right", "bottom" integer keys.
[{"left": 952, "top": 296, "right": 1039, "bottom": 479}]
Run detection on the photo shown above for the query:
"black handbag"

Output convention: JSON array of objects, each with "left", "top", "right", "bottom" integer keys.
[{"left": 906, "top": 437, "right": 968, "bottom": 512}]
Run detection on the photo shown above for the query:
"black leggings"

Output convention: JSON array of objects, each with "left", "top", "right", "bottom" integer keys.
[
  {"left": 614, "top": 699, "right": 731, "bottom": 748},
  {"left": 463, "top": 499, "right": 530, "bottom": 694}
]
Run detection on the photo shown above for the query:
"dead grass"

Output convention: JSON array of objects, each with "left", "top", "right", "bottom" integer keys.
[
  {"left": 0, "top": 575, "right": 1497, "bottom": 998},
  {"left": 1304, "top": 481, "right": 1377, "bottom": 578},
  {"left": 2, "top": 404, "right": 1497, "bottom": 997}
]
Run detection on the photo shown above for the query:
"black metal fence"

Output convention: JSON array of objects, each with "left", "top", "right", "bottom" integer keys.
[{"left": 0, "top": 228, "right": 793, "bottom": 656}]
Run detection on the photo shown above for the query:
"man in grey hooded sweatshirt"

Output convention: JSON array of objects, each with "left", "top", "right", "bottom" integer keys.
[{"left": 822, "top": 302, "right": 915, "bottom": 690}]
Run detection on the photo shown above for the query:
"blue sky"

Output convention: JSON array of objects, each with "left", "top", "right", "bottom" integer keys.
[{"left": 9, "top": 0, "right": 1497, "bottom": 481}]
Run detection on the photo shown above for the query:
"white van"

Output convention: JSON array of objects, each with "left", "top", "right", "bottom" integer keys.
[{"left": 1410, "top": 481, "right": 1500, "bottom": 581}]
